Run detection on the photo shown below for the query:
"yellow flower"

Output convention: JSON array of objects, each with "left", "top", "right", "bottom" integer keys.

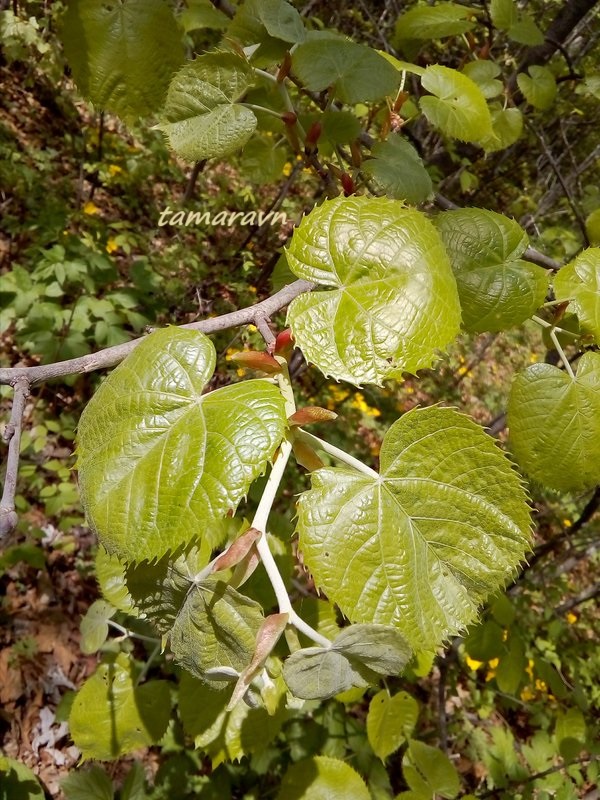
[
  {"left": 282, "top": 162, "right": 293, "bottom": 176},
  {"left": 520, "top": 686, "right": 536, "bottom": 702},
  {"left": 530, "top": 353, "right": 538, "bottom": 363},
  {"left": 485, "top": 658, "right": 499, "bottom": 681},
  {"left": 563, "top": 518, "right": 572, "bottom": 528},
  {"left": 535, "top": 679, "right": 547, "bottom": 692},
  {"left": 247, "top": 324, "right": 257, "bottom": 332},
  {"left": 465, "top": 655, "right": 484, "bottom": 671},
  {"left": 83, "top": 200, "right": 100, "bottom": 215},
  {"left": 248, "top": 286, "right": 257, "bottom": 294},
  {"left": 108, "top": 164, "right": 123, "bottom": 176},
  {"left": 105, "top": 237, "right": 119, "bottom": 254},
  {"left": 236, "top": 367, "right": 246, "bottom": 377},
  {"left": 526, "top": 659, "right": 534, "bottom": 679},
  {"left": 566, "top": 611, "right": 577, "bottom": 624}
]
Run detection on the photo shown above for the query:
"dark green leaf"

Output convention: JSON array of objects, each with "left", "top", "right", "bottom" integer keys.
[
  {"left": 61, "top": 766, "right": 114, "bottom": 800},
  {"left": 362, "top": 135, "right": 433, "bottom": 204}
]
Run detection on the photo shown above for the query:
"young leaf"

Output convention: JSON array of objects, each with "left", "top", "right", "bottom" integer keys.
[
  {"left": 553, "top": 248, "right": 600, "bottom": 343},
  {"left": 0, "top": 757, "right": 45, "bottom": 800},
  {"left": 291, "top": 40, "right": 401, "bottom": 104},
  {"left": 277, "top": 756, "right": 371, "bottom": 800},
  {"left": 462, "top": 60, "right": 503, "bottom": 99},
  {"left": 76, "top": 327, "right": 286, "bottom": 563},
  {"left": 490, "top": 0, "right": 517, "bottom": 30},
  {"left": 69, "top": 653, "right": 170, "bottom": 760},
  {"left": 296, "top": 407, "right": 532, "bottom": 651},
  {"left": 419, "top": 66, "right": 494, "bottom": 143},
  {"left": 60, "top": 0, "right": 184, "bottom": 121},
  {"left": 517, "top": 66, "right": 557, "bottom": 110},
  {"left": 481, "top": 105, "right": 523, "bottom": 152},
  {"left": 434, "top": 208, "right": 549, "bottom": 332},
  {"left": 79, "top": 599, "right": 115, "bottom": 655},
  {"left": 285, "top": 196, "right": 461, "bottom": 385},
  {"left": 507, "top": 352, "right": 600, "bottom": 492},
  {"left": 362, "top": 135, "right": 433, "bottom": 204},
  {"left": 228, "top": 0, "right": 305, "bottom": 48},
  {"left": 95, "top": 547, "right": 136, "bottom": 615},
  {"left": 283, "top": 624, "right": 412, "bottom": 700},
  {"left": 61, "top": 766, "right": 114, "bottom": 800},
  {"left": 367, "top": 690, "right": 419, "bottom": 761},
  {"left": 157, "top": 52, "right": 257, "bottom": 161},
  {"left": 403, "top": 740, "right": 460, "bottom": 799},
  {"left": 394, "top": 3, "right": 476, "bottom": 43},
  {"left": 228, "top": 613, "right": 289, "bottom": 709}
]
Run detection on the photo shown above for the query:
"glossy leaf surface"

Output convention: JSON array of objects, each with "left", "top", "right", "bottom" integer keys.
[
  {"left": 362, "top": 135, "right": 433, "bottom": 204},
  {"left": 77, "top": 327, "right": 286, "bottom": 563},
  {"left": 434, "top": 208, "right": 549, "bottom": 332},
  {"left": 69, "top": 653, "right": 170, "bottom": 760},
  {"left": 286, "top": 196, "right": 461, "bottom": 385},
  {"left": 157, "top": 52, "right": 257, "bottom": 160},
  {"left": 553, "top": 248, "right": 600, "bottom": 343},
  {"left": 297, "top": 407, "right": 532, "bottom": 650},
  {"left": 277, "top": 756, "right": 371, "bottom": 800},
  {"left": 60, "top": 0, "right": 184, "bottom": 120},
  {"left": 507, "top": 352, "right": 600, "bottom": 492},
  {"left": 420, "top": 66, "right": 493, "bottom": 143}
]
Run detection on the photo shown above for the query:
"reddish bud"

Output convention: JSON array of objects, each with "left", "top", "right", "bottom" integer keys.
[
  {"left": 393, "top": 91, "right": 409, "bottom": 113},
  {"left": 341, "top": 173, "right": 355, "bottom": 196},
  {"left": 277, "top": 52, "right": 292, "bottom": 82},
  {"left": 350, "top": 141, "right": 362, "bottom": 167},
  {"left": 229, "top": 350, "right": 283, "bottom": 374},
  {"left": 212, "top": 527, "right": 261, "bottom": 574},
  {"left": 306, "top": 121, "right": 322, "bottom": 147},
  {"left": 289, "top": 407, "right": 338, "bottom": 426},
  {"left": 281, "top": 111, "right": 298, "bottom": 127},
  {"left": 274, "top": 328, "right": 295, "bottom": 358}
]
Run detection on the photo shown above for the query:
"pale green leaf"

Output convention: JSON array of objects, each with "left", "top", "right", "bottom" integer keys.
[
  {"left": 80, "top": 599, "right": 115, "bottom": 655},
  {"left": 553, "top": 248, "right": 600, "bottom": 343},
  {"left": 490, "top": 0, "right": 517, "bottom": 29},
  {"left": 434, "top": 208, "right": 549, "bottom": 332},
  {"left": 283, "top": 624, "right": 412, "bottom": 700},
  {"left": 481, "top": 105, "right": 523, "bottom": 152},
  {"left": 585, "top": 209, "right": 600, "bottom": 245},
  {"left": 0, "top": 757, "right": 45, "bottom": 800},
  {"left": 404, "top": 740, "right": 460, "bottom": 799},
  {"left": 240, "top": 136, "right": 288, "bottom": 184},
  {"left": 362, "top": 135, "right": 433, "bottom": 204},
  {"left": 420, "top": 65, "right": 494, "bottom": 142},
  {"left": 95, "top": 546, "right": 136, "bottom": 615},
  {"left": 180, "top": 0, "right": 229, "bottom": 32},
  {"left": 395, "top": 4, "right": 476, "bottom": 43},
  {"left": 157, "top": 52, "right": 257, "bottom": 161},
  {"left": 462, "top": 60, "right": 503, "bottom": 99},
  {"left": 69, "top": 653, "right": 170, "bottom": 760},
  {"left": 291, "top": 40, "right": 401, "bottom": 104},
  {"left": 507, "top": 352, "right": 600, "bottom": 492},
  {"left": 76, "top": 327, "right": 286, "bottom": 563},
  {"left": 277, "top": 756, "right": 371, "bottom": 800},
  {"left": 367, "top": 690, "right": 419, "bottom": 760},
  {"left": 555, "top": 709, "right": 586, "bottom": 744},
  {"left": 297, "top": 407, "right": 532, "bottom": 650},
  {"left": 508, "top": 16, "right": 544, "bottom": 46},
  {"left": 517, "top": 66, "right": 557, "bottom": 110},
  {"left": 61, "top": 766, "right": 114, "bottom": 800},
  {"left": 60, "top": 0, "right": 184, "bottom": 120},
  {"left": 285, "top": 196, "right": 461, "bottom": 385}
]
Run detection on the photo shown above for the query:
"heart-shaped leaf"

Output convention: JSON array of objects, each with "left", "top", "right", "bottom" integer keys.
[
  {"left": 395, "top": 3, "right": 476, "bottom": 43},
  {"left": 517, "top": 66, "right": 557, "bottom": 109},
  {"left": 278, "top": 757, "right": 371, "bottom": 800},
  {"left": 285, "top": 196, "right": 461, "bottom": 385},
  {"left": 507, "top": 352, "right": 600, "bottom": 492},
  {"left": 80, "top": 599, "right": 115, "bottom": 655},
  {"left": 553, "top": 248, "right": 600, "bottom": 343},
  {"left": 76, "top": 327, "right": 286, "bottom": 563},
  {"left": 296, "top": 407, "right": 532, "bottom": 650},
  {"left": 157, "top": 51, "right": 257, "bottom": 160},
  {"left": 282, "top": 624, "right": 411, "bottom": 700},
  {"left": 367, "top": 689, "right": 419, "bottom": 761},
  {"left": 362, "top": 135, "right": 433, "bottom": 204},
  {"left": 434, "top": 208, "right": 549, "bottom": 332},
  {"left": 420, "top": 65, "right": 494, "bottom": 143}
]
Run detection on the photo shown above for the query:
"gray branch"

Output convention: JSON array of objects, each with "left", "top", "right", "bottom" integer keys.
[{"left": 1, "top": 377, "right": 31, "bottom": 540}]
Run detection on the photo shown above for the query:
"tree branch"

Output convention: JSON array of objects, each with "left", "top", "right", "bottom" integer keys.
[
  {"left": 0, "top": 280, "right": 314, "bottom": 386},
  {"left": 1, "top": 376, "right": 31, "bottom": 540}
]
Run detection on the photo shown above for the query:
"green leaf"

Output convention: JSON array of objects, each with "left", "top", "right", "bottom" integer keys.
[
  {"left": 240, "top": 136, "right": 288, "bottom": 184},
  {"left": 291, "top": 40, "right": 401, "bottom": 104},
  {"left": 555, "top": 708, "right": 586, "bottom": 745},
  {"left": 157, "top": 52, "right": 257, "bottom": 161},
  {"left": 0, "top": 757, "right": 45, "bottom": 800},
  {"left": 95, "top": 546, "right": 136, "bottom": 615},
  {"left": 121, "top": 763, "right": 146, "bottom": 800},
  {"left": 277, "top": 756, "right": 371, "bottom": 800},
  {"left": 462, "top": 60, "right": 503, "bottom": 99},
  {"left": 420, "top": 65, "right": 494, "bottom": 143},
  {"left": 403, "top": 740, "right": 460, "bottom": 799},
  {"left": 464, "top": 620, "right": 505, "bottom": 661},
  {"left": 508, "top": 15, "right": 544, "bottom": 46},
  {"left": 585, "top": 209, "right": 600, "bottom": 245},
  {"left": 362, "top": 135, "right": 433, "bottom": 204},
  {"left": 507, "top": 352, "right": 600, "bottom": 492},
  {"left": 60, "top": 0, "right": 184, "bottom": 121},
  {"left": 553, "top": 248, "right": 600, "bottom": 343},
  {"left": 255, "top": 0, "right": 306, "bottom": 43},
  {"left": 395, "top": 3, "right": 476, "bottom": 43},
  {"left": 69, "top": 653, "right": 170, "bottom": 760},
  {"left": 76, "top": 327, "right": 286, "bottom": 563},
  {"left": 282, "top": 624, "right": 412, "bottom": 700},
  {"left": 79, "top": 599, "right": 115, "bottom": 655},
  {"left": 481, "top": 105, "right": 523, "bottom": 152},
  {"left": 285, "top": 196, "right": 461, "bottom": 385},
  {"left": 61, "top": 766, "right": 114, "bottom": 800},
  {"left": 517, "top": 66, "right": 557, "bottom": 110},
  {"left": 297, "top": 406, "right": 532, "bottom": 651},
  {"left": 367, "top": 690, "right": 419, "bottom": 760},
  {"left": 180, "top": 0, "right": 229, "bottom": 32},
  {"left": 321, "top": 110, "right": 362, "bottom": 145},
  {"left": 490, "top": 0, "right": 517, "bottom": 30},
  {"left": 434, "top": 208, "right": 549, "bottom": 332},
  {"left": 495, "top": 637, "right": 526, "bottom": 694}
]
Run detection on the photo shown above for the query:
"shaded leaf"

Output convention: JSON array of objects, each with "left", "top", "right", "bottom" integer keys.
[
  {"left": 420, "top": 65, "right": 494, "bottom": 143},
  {"left": 286, "top": 196, "right": 461, "bottom": 385},
  {"left": 462, "top": 60, "right": 503, "bottom": 99},
  {"left": 297, "top": 407, "right": 532, "bottom": 650},
  {"left": 61, "top": 766, "right": 114, "bottom": 800},
  {"left": 80, "top": 599, "right": 115, "bottom": 655},
  {"left": 434, "top": 208, "right": 549, "bottom": 332},
  {"left": 77, "top": 327, "right": 286, "bottom": 563},
  {"left": 0, "top": 757, "right": 45, "bottom": 800},
  {"left": 553, "top": 248, "right": 600, "bottom": 343},
  {"left": 362, "top": 135, "right": 433, "bottom": 204},
  {"left": 517, "top": 66, "right": 557, "bottom": 110},
  {"left": 395, "top": 3, "right": 476, "bottom": 43},
  {"left": 507, "top": 352, "right": 600, "bottom": 492},
  {"left": 403, "top": 740, "right": 460, "bottom": 799},
  {"left": 367, "top": 690, "right": 419, "bottom": 760},
  {"left": 277, "top": 756, "right": 371, "bottom": 800},
  {"left": 69, "top": 653, "right": 170, "bottom": 760},
  {"left": 481, "top": 105, "right": 523, "bottom": 152}
]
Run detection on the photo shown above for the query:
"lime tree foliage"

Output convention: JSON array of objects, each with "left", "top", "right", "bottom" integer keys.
[{"left": 1, "top": 0, "right": 600, "bottom": 797}]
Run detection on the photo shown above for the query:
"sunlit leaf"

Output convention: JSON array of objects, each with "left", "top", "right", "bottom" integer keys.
[
  {"left": 517, "top": 66, "right": 557, "bottom": 110},
  {"left": 297, "top": 407, "right": 532, "bottom": 650},
  {"left": 77, "top": 327, "right": 286, "bottom": 563},
  {"left": 79, "top": 599, "right": 115, "bottom": 655},
  {"left": 434, "top": 208, "right": 549, "bottom": 332},
  {"left": 403, "top": 740, "right": 460, "bottom": 799},
  {"left": 420, "top": 65, "right": 494, "bottom": 143},
  {"left": 277, "top": 756, "right": 371, "bottom": 800},
  {"left": 285, "top": 196, "right": 461, "bottom": 385},
  {"left": 507, "top": 352, "right": 600, "bottom": 492},
  {"left": 462, "top": 60, "right": 503, "bottom": 99},
  {"left": 553, "top": 248, "right": 600, "bottom": 343},
  {"left": 395, "top": 3, "right": 476, "bottom": 43},
  {"left": 481, "top": 105, "right": 523, "bottom": 152},
  {"left": 367, "top": 690, "right": 419, "bottom": 760}
]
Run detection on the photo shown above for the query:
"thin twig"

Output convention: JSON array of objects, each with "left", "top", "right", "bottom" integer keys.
[
  {"left": 182, "top": 160, "right": 207, "bottom": 204},
  {"left": 1, "top": 376, "right": 31, "bottom": 540},
  {"left": 0, "top": 279, "right": 314, "bottom": 386},
  {"left": 556, "top": 582, "right": 600, "bottom": 614}
]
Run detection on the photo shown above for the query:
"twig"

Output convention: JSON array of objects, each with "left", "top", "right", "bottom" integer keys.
[
  {"left": 0, "top": 279, "right": 314, "bottom": 386},
  {"left": 0, "top": 376, "right": 31, "bottom": 540},
  {"left": 556, "top": 582, "right": 600, "bottom": 614},
  {"left": 182, "top": 160, "right": 207, "bottom": 204},
  {"left": 254, "top": 310, "right": 276, "bottom": 347},
  {"left": 476, "top": 755, "right": 599, "bottom": 798}
]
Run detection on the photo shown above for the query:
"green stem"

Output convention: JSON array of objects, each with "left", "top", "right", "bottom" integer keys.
[
  {"left": 242, "top": 103, "right": 288, "bottom": 120},
  {"left": 532, "top": 315, "right": 576, "bottom": 378},
  {"left": 108, "top": 620, "right": 161, "bottom": 645},
  {"left": 297, "top": 429, "right": 380, "bottom": 479}
]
